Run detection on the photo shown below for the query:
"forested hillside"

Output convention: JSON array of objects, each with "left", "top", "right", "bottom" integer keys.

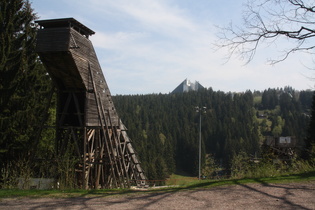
[{"left": 113, "top": 87, "right": 313, "bottom": 180}]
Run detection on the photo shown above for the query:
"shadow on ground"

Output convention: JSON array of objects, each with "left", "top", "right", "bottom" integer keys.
[{"left": 0, "top": 171, "right": 314, "bottom": 209}]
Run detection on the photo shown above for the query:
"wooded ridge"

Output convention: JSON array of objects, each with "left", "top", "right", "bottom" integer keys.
[{"left": 112, "top": 87, "right": 313, "bottom": 180}]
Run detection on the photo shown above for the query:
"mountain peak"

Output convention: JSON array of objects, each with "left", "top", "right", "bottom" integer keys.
[{"left": 171, "top": 79, "right": 204, "bottom": 93}]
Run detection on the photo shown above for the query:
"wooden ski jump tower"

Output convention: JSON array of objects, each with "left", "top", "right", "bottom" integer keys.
[{"left": 35, "top": 18, "right": 146, "bottom": 189}]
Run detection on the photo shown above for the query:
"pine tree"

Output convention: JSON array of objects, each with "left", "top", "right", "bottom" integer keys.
[
  {"left": 0, "top": 0, "right": 53, "bottom": 166},
  {"left": 305, "top": 92, "right": 315, "bottom": 160}
]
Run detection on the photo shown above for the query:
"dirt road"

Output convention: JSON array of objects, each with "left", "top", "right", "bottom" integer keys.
[{"left": 1, "top": 181, "right": 314, "bottom": 209}]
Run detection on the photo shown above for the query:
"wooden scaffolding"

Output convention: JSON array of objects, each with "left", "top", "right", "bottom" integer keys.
[
  {"left": 35, "top": 18, "right": 146, "bottom": 189},
  {"left": 263, "top": 136, "right": 297, "bottom": 160}
]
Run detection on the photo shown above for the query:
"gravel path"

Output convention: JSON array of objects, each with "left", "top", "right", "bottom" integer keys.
[{"left": 0, "top": 181, "right": 314, "bottom": 209}]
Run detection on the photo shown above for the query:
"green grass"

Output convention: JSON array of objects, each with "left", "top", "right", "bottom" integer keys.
[
  {"left": 165, "top": 173, "right": 198, "bottom": 186},
  {"left": 253, "top": 96, "right": 262, "bottom": 105},
  {"left": 0, "top": 188, "right": 133, "bottom": 198},
  {"left": 0, "top": 170, "right": 314, "bottom": 199}
]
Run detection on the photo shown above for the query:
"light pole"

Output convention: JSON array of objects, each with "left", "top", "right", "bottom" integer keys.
[{"left": 195, "top": 106, "right": 206, "bottom": 180}]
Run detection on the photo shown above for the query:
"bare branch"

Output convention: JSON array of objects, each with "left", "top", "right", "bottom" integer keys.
[
  {"left": 216, "top": 0, "right": 315, "bottom": 64},
  {"left": 288, "top": 0, "right": 315, "bottom": 13}
]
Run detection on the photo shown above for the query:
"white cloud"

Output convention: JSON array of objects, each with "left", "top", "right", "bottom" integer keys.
[
  {"left": 83, "top": 1, "right": 219, "bottom": 94},
  {"left": 32, "top": 0, "right": 315, "bottom": 94}
]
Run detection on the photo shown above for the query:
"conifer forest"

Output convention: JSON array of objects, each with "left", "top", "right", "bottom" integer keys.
[{"left": 113, "top": 88, "right": 314, "bottom": 180}]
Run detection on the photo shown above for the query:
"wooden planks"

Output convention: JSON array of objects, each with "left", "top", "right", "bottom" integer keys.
[
  {"left": 69, "top": 28, "right": 118, "bottom": 126},
  {"left": 36, "top": 28, "right": 70, "bottom": 52},
  {"left": 36, "top": 26, "right": 119, "bottom": 126},
  {"left": 35, "top": 18, "right": 147, "bottom": 189}
]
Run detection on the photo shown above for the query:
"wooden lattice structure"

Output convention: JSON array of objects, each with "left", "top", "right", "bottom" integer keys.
[
  {"left": 264, "top": 136, "right": 297, "bottom": 160},
  {"left": 35, "top": 18, "right": 146, "bottom": 189}
]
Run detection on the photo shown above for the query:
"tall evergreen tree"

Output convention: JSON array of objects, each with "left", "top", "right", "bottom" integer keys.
[
  {"left": 305, "top": 92, "right": 315, "bottom": 160},
  {"left": 0, "top": 0, "right": 53, "bottom": 166}
]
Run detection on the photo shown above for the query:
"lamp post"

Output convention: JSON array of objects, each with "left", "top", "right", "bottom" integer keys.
[{"left": 195, "top": 106, "right": 206, "bottom": 180}]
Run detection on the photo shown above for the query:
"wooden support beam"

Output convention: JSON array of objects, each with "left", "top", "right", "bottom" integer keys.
[
  {"left": 72, "top": 92, "right": 84, "bottom": 126},
  {"left": 107, "top": 110, "right": 130, "bottom": 188},
  {"left": 88, "top": 63, "right": 119, "bottom": 188},
  {"left": 83, "top": 127, "right": 88, "bottom": 189},
  {"left": 58, "top": 93, "right": 72, "bottom": 126}
]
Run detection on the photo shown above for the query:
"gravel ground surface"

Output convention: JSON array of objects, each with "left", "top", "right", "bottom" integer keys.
[{"left": 0, "top": 181, "right": 314, "bottom": 210}]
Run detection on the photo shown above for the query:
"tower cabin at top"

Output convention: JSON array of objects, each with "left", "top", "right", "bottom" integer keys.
[
  {"left": 36, "top": 18, "right": 119, "bottom": 127},
  {"left": 36, "top": 17, "right": 95, "bottom": 38}
]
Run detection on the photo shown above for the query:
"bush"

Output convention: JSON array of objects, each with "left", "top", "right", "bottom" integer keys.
[
  {"left": 1, "top": 159, "right": 32, "bottom": 189},
  {"left": 231, "top": 151, "right": 315, "bottom": 179}
]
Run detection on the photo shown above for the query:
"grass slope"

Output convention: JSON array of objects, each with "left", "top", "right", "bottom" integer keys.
[{"left": 0, "top": 170, "right": 314, "bottom": 199}]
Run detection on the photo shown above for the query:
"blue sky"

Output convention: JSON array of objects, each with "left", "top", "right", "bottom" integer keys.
[{"left": 30, "top": 0, "right": 314, "bottom": 95}]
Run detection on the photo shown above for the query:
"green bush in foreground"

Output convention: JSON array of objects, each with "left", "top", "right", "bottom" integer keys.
[{"left": 231, "top": 151, "right": 314, "bottom": 179}]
